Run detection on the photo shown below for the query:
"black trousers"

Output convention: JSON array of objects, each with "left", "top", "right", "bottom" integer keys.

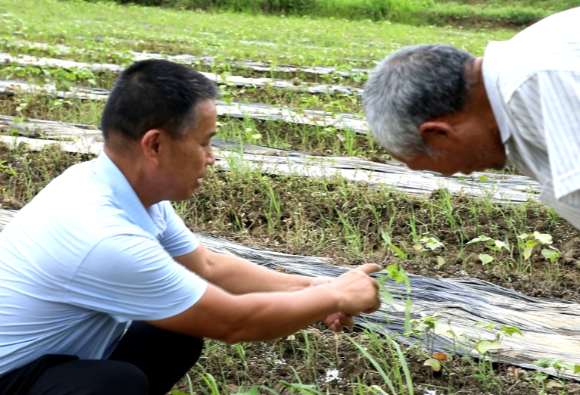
[{"left": 0, "top": 322, "right": 204, "bottom": 395}]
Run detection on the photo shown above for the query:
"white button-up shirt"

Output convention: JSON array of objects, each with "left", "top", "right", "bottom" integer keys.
[{"left": 483, "top": 7, "right": 580, "bottom": 228}]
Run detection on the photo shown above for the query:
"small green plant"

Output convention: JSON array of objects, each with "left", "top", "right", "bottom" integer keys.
[
  {"left": 466, "top": 234, "right": 510, "bottom": 265},
  {"left": 417, "top": 236, "right": 443, "bottom": 251},
  {"left": 517, "top": 231, "right": 560, "bottom": 261},
  {"left": 0, "top": 159, "right": 17, "bottom": 177},
  {"left": 381, "top": 231, "right": 407, "bottom": 259},
  {"left": 532, "top": 358, "right": 580, "bottom": 379}
]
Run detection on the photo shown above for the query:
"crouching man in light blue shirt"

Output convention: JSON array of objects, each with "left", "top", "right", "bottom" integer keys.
[{"left": 0, "top": 59, "right": 382, "bottom": 395}]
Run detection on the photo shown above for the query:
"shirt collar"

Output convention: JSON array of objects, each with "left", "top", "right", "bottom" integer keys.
[
  {"left": 92, "top": 151, "right": 161, "bottom": 237},
  {"left": 482, "top": 41, "right": 512, "bottom": 144}
]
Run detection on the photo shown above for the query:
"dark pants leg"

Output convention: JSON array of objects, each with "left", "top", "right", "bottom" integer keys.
[
  {"left": 0, "top": 322, "right": 204, "bottom": 395},
  {"left": 25, "top": 359, "right": 149, "bottom": 395},
  {"left": 109, "top": 321, "right": 205, "bottom": 395}
]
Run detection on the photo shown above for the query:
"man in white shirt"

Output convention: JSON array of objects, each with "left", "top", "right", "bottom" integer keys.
[
  {"left": 0, "top": 59, "right": 381, "bottom": 395},
  {"left": 363, "top": 8, "right": 580, "bottom": 229}
]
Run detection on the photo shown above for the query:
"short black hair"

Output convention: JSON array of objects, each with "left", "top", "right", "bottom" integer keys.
[{"left": 101, "top": 59, "right": 220, "bottom": 141}]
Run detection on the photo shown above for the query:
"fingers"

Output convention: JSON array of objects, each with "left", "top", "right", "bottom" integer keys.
[
  {"left": 329, "top": 319, "right": 342, "bottom": 332},
  {"left": 352, "top": 263, "right": 382, "bottom": 275},
  {"left": 340, "top": 315, "right": 355, "bottom": 328},
  {"left": 324, "top": 312, "right": 356, "bottom": 332}
]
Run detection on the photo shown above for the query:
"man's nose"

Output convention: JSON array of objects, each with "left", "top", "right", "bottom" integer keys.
[{"left": 206, "top": 146, "right": 216, "bottom": 166}]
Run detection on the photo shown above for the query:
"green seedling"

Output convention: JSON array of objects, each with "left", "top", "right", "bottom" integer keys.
[
  {"left": 472, "top": 322, "right": 522, "bottom": 363},
  {"left": 517, "top": 231, "right": 560, "bottom": 261},
  {"left": 381, "top": 231, "right": 407, "bottom": 259},
  {"left": 466, "top": 234, "right": 510, "bottom": 265},
  {"left": 415, "top": 236, "right": 444, "bottom": 252},
  {"left": 532, "top": 358, "right": 580, "bottom": 378}
]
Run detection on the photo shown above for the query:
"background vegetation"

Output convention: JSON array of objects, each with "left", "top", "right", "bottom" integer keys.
[{"left": 83, "top": 0, "right": 580, "bottom": 26}]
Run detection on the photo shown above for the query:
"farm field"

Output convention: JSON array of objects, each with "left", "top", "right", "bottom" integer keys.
[{"left": 1, "top": 0, "right": 580, "bottom": 394}]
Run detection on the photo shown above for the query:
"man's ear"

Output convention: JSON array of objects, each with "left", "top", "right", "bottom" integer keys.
[
  {"left": 418, "top": 121, "right": 459, "bottom": 147},
  {"left": 141, "top": 129, "right": 163, "bottom": 166}
]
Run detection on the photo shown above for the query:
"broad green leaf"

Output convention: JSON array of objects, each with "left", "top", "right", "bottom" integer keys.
[
  {"left": 534, "top": 231, "right": 553, "bottom": 244},
  {"left": 525, "top": 239, "right": 539, "bottom": 247},
  {"left": 532, "top": 371, "right": 549, "bottom": 382},
  {"left": 541, "top": 249, "right": 560, "bottom": 262},
  {"left": 423, "top": 358, "right": 441, "bottom": 372},
  {"left": 385, "top": 264, "right": 406, "bottom": 283},
  {"left": 475, "top": 340, "right": 501, "bottom": 355},
  {"left": 474, "top": 322, "right": 495, "bottom": 329},
  {"left": 436, "top": 256, "right": 446, "bottom": 268},
  {"left": 523, "top": 246, "right": 534, "bottom": 260},
  {"left": 553, "top": 361, "right": 574, "bottom": 371},
  {"left": 533, "top": 358, "right": 560, "bottom": 368},
  {"left": 494, "top": 240, "right": 508, "bottom": 250},
  {"left": 467, "top": 235, "right": 491, "bottom": 244},
  {"left": 501, "top": 325, "right": 523, "bottom": 336},
  {"left": 479, "top": 254, "right": 493, "bottom": 265},
  {"left": 420, "top": 237, "right": 444, "bottom": 251},
  {"left": 546, "top": 380, "right": 564, "bottom": 389},
  {"left": 517, "top": 233, "right": 530, "bottom": 240}
]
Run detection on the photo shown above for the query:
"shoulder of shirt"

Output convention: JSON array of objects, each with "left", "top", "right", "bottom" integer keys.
[
  {"left": 490, "top": 9, "right": 580, "bottom": 100},
  {"left": 19, "top": 160, "right": 153, "bottom": 240}
]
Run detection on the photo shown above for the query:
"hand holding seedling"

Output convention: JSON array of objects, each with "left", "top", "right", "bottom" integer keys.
[
  {"left": 308, "top": 265, "right": 381, "bottom": 331},
  {"left": 329, "top": 263, "right": 382, "bottom": 318}
]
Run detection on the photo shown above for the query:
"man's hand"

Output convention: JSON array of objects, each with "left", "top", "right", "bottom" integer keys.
[
  {"left": 334, "top": 264, "right": 382, "bottom": 316},
  {"left": 311, "top": 264, "right": 382, "bottom": 332}
]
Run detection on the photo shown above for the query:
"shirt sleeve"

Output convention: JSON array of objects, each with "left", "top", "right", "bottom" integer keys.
[
  {"left": 64, "top": 233, "right": 208, "bottom": 322},
  {"left": 508, "top": 71, "right": 580, "bottom": 201},
  {"left": 157, "top": 201, "right": 200, "bottom": 257}
]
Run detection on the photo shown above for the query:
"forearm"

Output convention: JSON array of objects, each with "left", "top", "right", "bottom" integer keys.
[
  {"left": 149, "top": 263, "right": 381, "bottom": 342},
  {"left": 219, "top": 286, "right": 341, "bottom": 343},
  {"left": 200, "top": 253, "right": 311, "bottom": 294}
]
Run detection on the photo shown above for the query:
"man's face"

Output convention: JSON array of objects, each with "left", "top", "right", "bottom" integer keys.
[
  {"left": 395, "top": 123, "right": 507, "bottom": 177},
  {"left": 162, "top": 100, "right": 217, "bottom": 200}
]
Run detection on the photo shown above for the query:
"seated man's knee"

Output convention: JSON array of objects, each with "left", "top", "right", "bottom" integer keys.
[{"left": 99, "top": 361, "right": 149, "bottom": 395}]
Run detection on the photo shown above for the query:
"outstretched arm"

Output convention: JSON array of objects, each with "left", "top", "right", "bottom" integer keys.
[
  {"left": 175, "top": 244, "right": 318, "bottom": 294},
  {"left": 148, "top": 264, "right": 381, "bottom": 343}
]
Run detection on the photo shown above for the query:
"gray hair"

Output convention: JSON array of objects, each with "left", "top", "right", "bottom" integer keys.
[{"left": 363, "top": 44, "right": 475, "bottom": 159}]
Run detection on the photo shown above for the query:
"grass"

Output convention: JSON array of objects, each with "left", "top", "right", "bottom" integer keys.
[
  {"left": 1, "top": 1, "right": 580, "bottom": 393},
  {"left": 0, "top": 0, "right": 517, "bottom": 67},
  {"left": 89, "top": 0, "right": 580, "bottom": 27}
]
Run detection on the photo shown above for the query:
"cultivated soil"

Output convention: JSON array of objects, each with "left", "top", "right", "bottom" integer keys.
[{"left": 1, "top": 144, "right": 580, "bottom": 394}]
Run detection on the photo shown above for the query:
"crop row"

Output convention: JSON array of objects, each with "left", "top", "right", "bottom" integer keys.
[{"left": 0, "top": 0, "right": 516, "bottom": 66}]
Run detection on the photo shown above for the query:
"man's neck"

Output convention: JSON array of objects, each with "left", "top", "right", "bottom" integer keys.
[{"left": 104, "top": 145, "right": 160, "bottom": 209}]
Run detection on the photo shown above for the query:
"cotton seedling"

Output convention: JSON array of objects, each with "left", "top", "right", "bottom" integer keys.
[
  {"left": 415, "top": 236, "right": 444, "bottom": 252},
  {"left": 517, "top": 231, "right": 561, "bottom": 262},
  {"left": 532, "top": 358, "right": 580, "bottom": 379},
  {"left": 466, "top": 234, "right": 510, "bottom": 265}
]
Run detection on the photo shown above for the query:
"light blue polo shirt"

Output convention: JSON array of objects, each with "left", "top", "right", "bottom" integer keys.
[{"left": 0, "top": 151, "right": 208, "bottom": 376}]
